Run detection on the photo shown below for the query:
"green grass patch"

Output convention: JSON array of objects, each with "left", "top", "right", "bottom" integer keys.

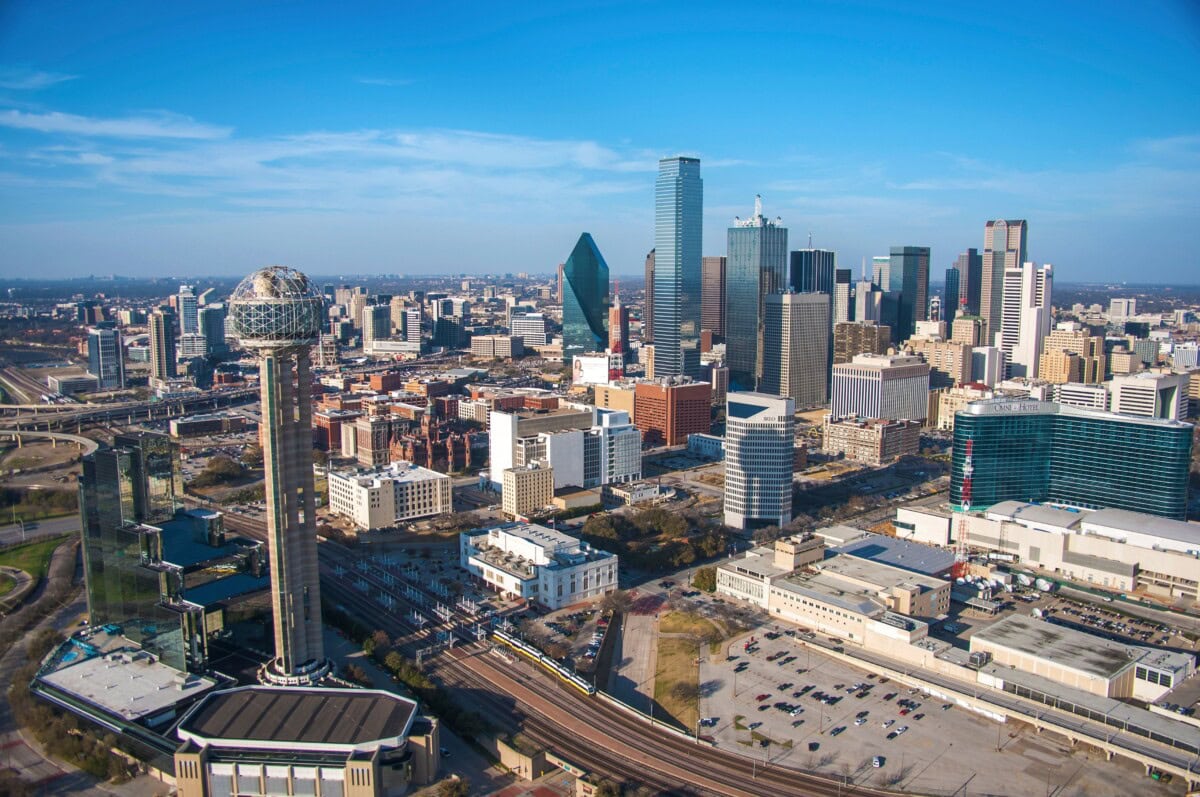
[
  {"left": 737, "top": 739, "right": 753, "bottom": 747},
  {"left": 653, "top": 636, "right": 700, "bottom": 731},
  {"left": 0, "top": 571, "right": 15, "bottom": 597},
  {"left": 658, "top": 610, "right": 732, "bottom": 654},
  {"left": 0, "top": 535, "right": 70, "bottom": 580},
  {"left": 732, "top": 714, "right": 747, "bottom": 731}
]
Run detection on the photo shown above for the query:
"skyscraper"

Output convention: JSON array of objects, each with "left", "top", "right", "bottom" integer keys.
[
  {"left": 700, "top": 255, "right": 727, "bottom": 337},
  {"left": 642, "top": 249, "right": 655, "bottom": 343},
  {"left": 362, "top": 303, "right": 392, "bottom": 354},
  {"left": 884, "top": 246, "right": 929, "bottom": 344},
  {"left": 178, "top": 285, "right": 199, "bottom": 335},
  {"left": 943, "top": 267, "right": 960, "bottom": 324},
  {"left": 199, "top": 303, "right": 227, "bottom": 356},
  {"left": 653, "top": 157, "right": 703, "bottom": 378},
  {"left": 761, "top": 292, "right": 829, "bottom": 407},
  {"left": 149, "top": 307, "right": 177, "bottom": 383},
  {"left": 871, "top": 256, "right": 890, "bottom": 289},
  {"left": 561, "top": 232, "right": 610, "bottom": 364},
  {"left": 998, "top": 262, "right": 1052, "bottom": 378},
  {"left": 609, "top": 291, "right": 630, "bottom": 362},
  {"left": 980, "top": 220, "right": 1028, "bottom": 341},
  {"left": 86, "top": 323, "right": 125, "bottom": 390},
  {"left": 725, "top": 195, "right": 788, "bottom": 389},
  {"left": 832, "top": 268, "right": 853, "bottom": 325},
  {"left": 953, "top": 248, "right": 983, "bottom": 316},
  {"left": 228, "top": 266, "right": 329, "bottom": 685},
  {"left": 723, "top": 392, "right": 794, "bottom": 531},
  {"left": 788, "top": 249, "right": 835, "bottom": 295}
]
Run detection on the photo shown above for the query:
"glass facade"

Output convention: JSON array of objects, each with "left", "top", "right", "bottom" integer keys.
[
  {"left": 653, "top": 157, "right": 703, "bottom": 378},
  {"left": 726, "top": 211, "right": 788, "bottom": 390},
  {"left": 943, "top": 267, "right": 960, "bottom": 322},
  {"left": 885, "top": 246, "right": 929, "bottom": 344},
  {"left": 950, "top": 401, "right": 1192, "bottom": 519},
  {"left": 561, "top": 232, "right": 610, "bottom": 364},
  {"left": 788, "top": 249, "right": 835, "bottom": 295}
]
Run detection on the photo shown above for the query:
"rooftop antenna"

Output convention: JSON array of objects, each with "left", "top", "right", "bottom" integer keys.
[
  {"left": 754, "top": 194, "right": 762, "bottom": 219},
  {"left": 808, "top": 232, "right": 813, "bottom": 248}
]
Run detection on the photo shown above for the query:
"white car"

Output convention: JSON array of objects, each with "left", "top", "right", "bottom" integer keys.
[
  {"left": 881, "top": 719, "right": 894, "bottom": 729},
  {"left": 872, "top": 756, "right": 884, "bottom": 768},
  {"left": 854, "top": 717, "right": 866, "bottom": 726},
  {"left": 896, "top": 725, "right": 909, "bottom": 735}
]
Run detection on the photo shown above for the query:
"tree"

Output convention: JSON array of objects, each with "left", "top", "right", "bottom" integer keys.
[
  {"left": 371, "top": 629, "right": 391, "bottom": 652},
  {"left": 692, "top": 566, "right": 717, "bottom": 593},
  {"left": 600, "top": 589, "right": 632, "bottom": 615},
  {"left": 593, "top": 781, "right": 621, "bottom": 797},
  {"left": 384, "top": 651, "right": 405, "bottom": 674},
  {"left": 437, "top": 776, "right": 470, "bottom": 797},
  {"left": 241, "top": 444, "right": 264, "bottom": 468}
]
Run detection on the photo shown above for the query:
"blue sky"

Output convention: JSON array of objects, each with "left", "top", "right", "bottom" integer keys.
[{"left": 1, "top": 0, "right": 1198, "bottom": 281}]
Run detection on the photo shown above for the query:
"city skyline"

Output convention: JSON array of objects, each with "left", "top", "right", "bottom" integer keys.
[{"left": 0, "top": 3, "right": 1198, "bottom": 282}]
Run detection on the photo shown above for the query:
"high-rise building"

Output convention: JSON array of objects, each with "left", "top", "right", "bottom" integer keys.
[
  {"left": 788, "top": 249, "right": 835, "bottom": 295},
  {"left": 556, "top": 262, "right": 565, "bottom": 304},
  {"left": 884, "top": 246, "right": 929, "bottom": 344},
  {"left": 725, "top": 195, "right": 788, "bottom": 388},
  {"left": 561, "top": 233, "right": 610, "bottom": 364},
  {"left": 149, "top": 307, "right": 178, "bottom": 383},
  {"left": 1109, "top": 298, "right": 1137, "bottom": 320},
  {"left": 871, "top": 256, "right": 890, "bottom": 289},
  {"left": 502, "top": 464, "right": 555, "bottom": 519},
  {"left": 853, "top": 280, "right": 882, "bottom": 323},
  {"left": 199, "top": 304, "right": 227, "bottom": 356},
  {"left": 653, "top": 157, "right": 702, "bottom": 378},
  {"left": 701, "top": 255, "right": 727, "bottom": 337},
  {"left": 633, "top": 378, "right": 711, "bottom": 446},
  {"left": 643, "top": 249, "right": 655, "bottom": 343},
  {"left": 761, "top": 292, "right": 829, "bottom": 407},
  {"left": 830, "top": 353, "right": 930, "bottom": 421},
  {"left": 832, "top": 269, "right": 853, "bottom": 325},
  {"left": 724, "top": 392, "right": 794, "bottom": 530},
  {"left": 1110, "top": 372, "right": 1189, "bottom": 420},
  {"left": 943, "top": 267, "right": 960, "bottom": 324},
  {"left": 228, "top": 266, "right": 330, "bottom": 685},
  {"left": 178, "top": 285, "right": 199, "bottom": 335},
  {"left": 431, "top": 298, "right": 470, "bottom": 349},
  {"left": 1039, "top": 322, "right": 1105, "bottom": 383},
  {"left": 951, "top": 316, "right": 983, "bottom": 347},
  {"left": 86, "top": 323, "right": 125, "bottom": 390},
  {"left": 834, "top": 321, "right": 891, "bottom": 365},
  {"left": 951, "top": 399, "right": 1192, "bottom": 519},
  {"left": 608, "top": 292, "right": 630, "bottom": 360},
  {"left": 904, "top": 336, "right": 972, "bottom": 388},
  {"left": 362, "top": 303, "right": 392, "bottom": 354},
  {"left": 998, "top": 262, "right": 1052, "bottom": 378},
  {"left": 510, "top": 312, "right": 550, "bottom": 347},
  {"left": 980, "top": 220, "right": 1028, "bottom": 341},
  {"left": 954, "top": 249, "right": 983, "bottom": 316}
]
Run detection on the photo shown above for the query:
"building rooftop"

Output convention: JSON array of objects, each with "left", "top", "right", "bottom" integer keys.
[
  {"left": 177, "top": 686, "right": 418, "bottom": 752},
  {"left": 836, "top": 534, "right": 956, "bottom": 576},
  {"left": 971, "top": 614, "right": 1140, "bottom": 680},
  {"left": 813, "top": 525, "right": 871, "bottom": 546},
  {"left": 723, "top": 547, "right": 790, "bottom": 580},
  {"left": 181, "top": 572, "right": 271, "bottom": 607},
  {"left": 1083, "top": 508, "right": 1200, "bottom": 548},
  {"left": 772, "top": 570, "right": 886, "bottom": 617},
  {"left": 817, "top": 551, "right": 946, "bottom": 592},
  {"left": 961, "top": 397, "right": 1194, "bottom": 428},
  {"left": 986, "top": 501, "right": 1086, "bottom": 530},
  {"left": 38, "top": 648, "right": 219, "bottom": 722},
  {"left": 332, "top": 460, "right": 449, "bottom": 486}
]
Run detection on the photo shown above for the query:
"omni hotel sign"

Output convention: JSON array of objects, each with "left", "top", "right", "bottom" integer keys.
[{"left": 967, "top": 399, "right": 1055, "bottom": 416}]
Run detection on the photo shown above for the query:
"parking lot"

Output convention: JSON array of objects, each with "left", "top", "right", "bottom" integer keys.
[{"left": 697, "top": 630, "right": 1183, "bottom": 796}]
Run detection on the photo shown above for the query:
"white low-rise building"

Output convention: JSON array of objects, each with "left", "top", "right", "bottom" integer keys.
[
  {"left": 328, "top": 461, "right": 453, "bottom": 530},
  {"left": 459, "top": 522, "right": 618, "bottom": 610}
]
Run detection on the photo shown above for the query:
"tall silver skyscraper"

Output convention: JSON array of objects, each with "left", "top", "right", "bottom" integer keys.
[
  {"left": 999, "top": 262, "right": 1053, "bottom": 378},
  {"left": 725, "top": 195, "right": 788, "bottom": 388},
  {"left": 178, "top": 284, "right": 199, "bottom": 335},
  {"left": 723, "top": 391, "right": 794, "bottom": 531},
  {"left": 980, "top": 220, "right": 1028, "bottom": 342},
  {"left": 229, "top": 266, "right": 329, "bottom": 685},
  {"left": 761, "top": 292, "right": 829, "bottom": 407},
  {"left": 653, "top": 157, "right": 702, "bottom": 378}
]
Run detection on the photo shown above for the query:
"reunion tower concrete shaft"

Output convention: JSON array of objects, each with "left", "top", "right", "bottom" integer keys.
[{"left": 229, "top": 265, "right": 330, "bottom": 684}]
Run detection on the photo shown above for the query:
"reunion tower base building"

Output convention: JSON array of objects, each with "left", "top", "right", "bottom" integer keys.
[{"left": 229, "top": 266, "right": 331, "bottom": 685}]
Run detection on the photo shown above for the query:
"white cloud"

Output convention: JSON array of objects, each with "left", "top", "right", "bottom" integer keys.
[
  {"left": 0, "top": 68, "right": 78, "bottom": 90},
  {"left": 0, "top": 109, "right": 231, "bottom": 139}
]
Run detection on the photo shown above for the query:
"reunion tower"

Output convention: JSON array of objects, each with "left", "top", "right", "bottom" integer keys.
[{"left": 229, "top": 266, "right": 331, "bottom": 685}]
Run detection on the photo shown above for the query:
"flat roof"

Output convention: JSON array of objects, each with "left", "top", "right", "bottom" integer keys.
[
  {"left": 332, "top": 461, "right": 448, "bottom": 486},
  {"left": 817, "top": 552, "right": 947, "bottom": 591},
  {"left": 178, "top": 686, "right": 417, "bottom": 752},
  {"left": 182, "top": 572, "right": 270, "bottom": 607},
  {"left": 472, "top": 521, "right": 581, "bottom": 551},
  {"left": 836, "top": 534, "right": 956, "bottom": 576},
  {"left": 1083, "top": 508, "right": 1200, "bottom": 547},
  {"left": 772, "top": 570, "right": 885, "bottom": 617},
  {"left": 961, "top": 397, "right": 1194, "bottom": 429},
  {"left": 723, "top": 548, "right": 789, "bottom": 579},
  {"left": 986, "top": 501, "right": 1085, "bottom": 530},
  {"left": 39, "top": 649, "right": 218, "bottom": 721},
  {"left": 971, "top": 615, "right": 1138, "bottom": 680}
]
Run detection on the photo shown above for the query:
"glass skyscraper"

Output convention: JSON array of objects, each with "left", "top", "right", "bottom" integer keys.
[
  {"left": 653, "top": 157, "right": 703, "bottom": 378},
  {"left": 561, "top": 232, "right": 610, "bottom": 364},
  {"left": 951, "top": 399, "right": 1192, "bottom": 520},
  {"left": 725, "top": 196, "right": 788, "bottom": 389},
  {"left": 943, "top": 266, "right": 960, "bottom": 323},
  {"left": 884, "top": 246, "right": 929, "bottom": 343},
  {"left": 86, "top": 322, "right": 125, "bottom": 390},
  {"left": 788, "top": 249, "right": 836, "bottom": 295}
]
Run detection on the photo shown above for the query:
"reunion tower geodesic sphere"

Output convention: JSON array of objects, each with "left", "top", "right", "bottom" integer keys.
[{"left": 228, "top": 265, "right": 324, "bottom": 351}]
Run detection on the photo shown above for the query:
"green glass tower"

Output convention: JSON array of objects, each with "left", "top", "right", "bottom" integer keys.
[
  {"left": 951, "top": 399, "right": 1192, "bottom": 520},
  {"left": 561, "top": 232, "right": 610, "bottom": 365}
]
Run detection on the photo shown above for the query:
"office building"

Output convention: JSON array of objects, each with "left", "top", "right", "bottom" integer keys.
[
  {"left": 761, "top": 292, "right": 829, "bottom": 407},
  {"left": 86, "top": 323, "right": 125, "bottom": 390},
  {"left": 1039, "top": 322, "right": 1106, "bottom": 383},
  {"left": 174, "top": 686, "right": 441, "bottom": 797},
  {"left": 608, "top": 292, "right": 630, "bottom": 359},
  {"left": 1039, "top": 349, "right": 1086, "bottom": 384},
  {"left": 943, "top": 266, "right": 960, "bottom": 323},
  {"left": 489, "top": 406, "right": 641, "bottom": 491},
  {"left": 228, "top": 266, "right": 330, "bottom": 685},
  {"left": 198, "top": 304, "right": 227, "bottom": 356},
  {"left": 502, "top": 464, "right": 555, "bottom": 519},
  {"left": 431, "top": 297, "right": 470, "bottom": 349},
  {"left": 950, "top": 399, "right": 1192, "bottom": 519},
  {"left": 871, "top": 256, "right": 890, "bottom": 289},
  {"left": 362, "top": 303, "right": 392, "bottom": 354},
  {"left": 884, "top": 246, "right": 929, "bottom": 343},
  {"left": 510, "top": 312, "right": 550, "bottom": 347},
  {"left": 1054, "top": 381, "right": 1110, "bottom": 411},
  {"left": 971, "top": 346, "right": 1004, "bottom": 386},
  {"left": 715, "top": 534, "right": 827, "bottom": 608},
  {"left": 643, "top": 248, "right": 655, "bottom": 343},
  {"left": 1109, "top": 298, "right": 1137, "bottom": 320},
  {"left": 821, "top": 416, "right": 921, "bottom": 465},
  {"left": 178, "top": 284, "right": 199, "bottom": 335},
  {"left": 471, "top": 334, "right": 524, "bottom": 360},
  {"left": 935, "top": 384, "right": 994, "bottom": 431},
  {"left": 460, "top": 522, "right": 619, "bottom": 609},
  {"left": 980, "top": 219, "right": 1028, "bottom": 341},
  {"left": 149, "top": 307, "right": 178, "bottom": 382},
  {"left": 953, "top": 248, "right": 982, "bottom": 316},
  {"left": 831, "top": 353, "right": 930, "bottom": 422},
  {"left": 653, "top": 157, "right": 703, "bottom": 378},
  {"left": 633, "top": 378, "right": 711, "bottom": 445},
  {"left": 904, "top": 336, "right": 972, "bottom": 388},
  {"left": 853, "top": 280, "right": 882, "bottom": 323},
  {"left": 723, "top": 392, "right": 794, "bottom": 530},
  {"left": 788, "top": 248, "right": 835, "bottom": 295},
  {"left": 832, "top": 268, "right": 852, "bottom": 325},
  {"left": 46, "top": 373, "right": 97, "bottom": 395},
  {"left": 700, "top": 255, "right": 727, "bottom": 337},
  {"left": 703, "top": 361, "right": 729, "bottom": 407},
  {"left": 1110, "top": 372, "right": 1189, "bottom": 420},
  {"left": 179, "top": 333, "right": 207, "bottom": 359},
  {"left": 998, "top": 262, "right": 1052, "bottom": 378},
  {"left": 951, "top": 316, "right": 983, "bottom": 346},
  {"left": 328, "top": 461, "right": 453, "bottom": 530},
  {"left": 561, "top": 232, "right": 610, "bottom": 364},
  {"left": 726, "top": 195, "right": 788, "bottom": 388}
]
